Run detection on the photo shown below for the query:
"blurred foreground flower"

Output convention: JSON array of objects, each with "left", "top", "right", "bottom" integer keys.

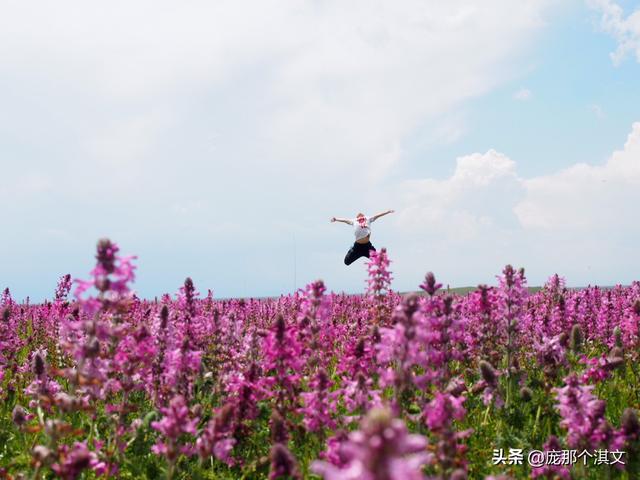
[{"left": 312, "top": 407, "right": 432, "bottom": 480}]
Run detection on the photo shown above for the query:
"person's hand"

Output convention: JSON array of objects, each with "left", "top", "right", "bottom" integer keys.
[
  {"left": 389, "top": 209, "right": 395, "bottom": 214},
  {"left": 330, "top": 217, "right": 336, "bottom": 223}
]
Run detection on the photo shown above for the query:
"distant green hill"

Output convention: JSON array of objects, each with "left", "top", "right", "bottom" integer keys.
[{"left": 400, "top": 286, "right": 544, "bottom": 296}]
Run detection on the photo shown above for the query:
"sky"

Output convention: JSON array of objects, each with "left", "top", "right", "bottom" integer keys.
[{"left": 1, "top": 0, "right": 640, "bottom": 301}]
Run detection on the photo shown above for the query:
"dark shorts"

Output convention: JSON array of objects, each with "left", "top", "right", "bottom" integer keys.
[{"left": 344, "top": 241, "right": 376, "bottom": 265}]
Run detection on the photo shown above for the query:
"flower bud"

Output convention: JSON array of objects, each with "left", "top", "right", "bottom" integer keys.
[
  {"left": 215, "top": 403, "right": 234, "bottom": 431},
  {"left": 160, "top": 305, "right": 169, "bottom": 330},
  {"left": 94, "top": 276, "right": 111, "bottom": 292},
  {"left": 275, "top": 315, "right": 286, "bottom": 343},
  {"left": 269, "top": 443, "right": 300, "bottom": 480},
  {"left": 420, "top": 272, "right": 442, "bottom": 296},
  {"left": 445, "top": 378, "right": 467, "bottom": 397},
  {"left": 402, "top": 294, "right": 420, "bottom": 318},
  {"left": 96, "top": 238, "right": 116, "bottom": 273},
  {"left": 191, "top": 404, "right": 203, "bottom": 418},
  {"left": 130, "top": 418, "right": 143, "bottom": 430},
  {"left": 503, "top": 265, "right": 515, "bottom": 287},
  {"left": 606, "top": 349, "right": 624, "bottom": 370},
  {"left": 371, "top": 325, "right": 381, "bottom": 344},
  {"left": 85, "top": 337, "right": 100, "bottom": 358},
  {"left": 621, "top": 408, "right": 640, "bottom": 438},
  {"left": 479, "top": 360, "right": 497, "bottom": 385},
  {"left": 471, "top": 380, "right": 487, "bottom": 395},
  {"left": 32, "top": 445, "right": 52, "bottom": 463},
  {"left": 317, "top": 369, "right": 329, "bottom": 391},
  {"left": 557, "top": 332, "right": 568, "bottom": 348},
  {"left": 613, "top": 326, "right": 623, "bottom": 348},
  {"left": 44, "top": 419, "right": 64, "bottom": 438},
  {"left": 609, "top": 346, "right": 624, "bottom": 359},
  {"left": 12, "top": 405, "right": 28, "bottom": 426},
  {"left": 354, "top": 338, "right": 365, "bottom": 359},
  {"left": 590, "top": 400, "right": 606, "bottom": 419},
  {"left": 298, "top": 315, "right": 310, "bottom": 330},
  {"left": 519, "top": 387, "right": 533, "bottom": 402},
  {"left": 450, "top": 469, "right": 467, "bottom": 480},
  {"left": 54, "top": 392, "right": 80, "bottom": 413},
  {"left": 32, "top": 352, "right": 45, "bottom": 377},
  {"left": 570, "top": 324, "right": 582, "bottom": 354},
  {"left": 443, "top": 295, "right": 454, "bottom": 316},
  {"left": 134, "top": 325, "right": 150, "bottom": 341},
  {"left": 308, "top": 355, "right": 319, "bottom": 369},
  {"left": 270, "top": 411, "right": 288, "bottom": 445}
]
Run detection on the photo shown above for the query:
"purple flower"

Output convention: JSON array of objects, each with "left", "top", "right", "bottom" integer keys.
[
  {"left": 342, "top": 373, "right": 382, "bottom": 419},
  {"left": 419, "top": 272, "right": 442, "bottom": 296},
  {"left": 12, "top": 405, "right": 30, "bottom": 426},
  {"left": 263, "top": 315, "right": 304, "bottom": 414},
  {"left": 55, "top": 274, "right": 72, "bottom": 303},
  {"left": 534, "top": 334, "right": 568, "bottom": 380},
  {"left": 196, "top": 404, "right": 236, "bottom": 466},
  {"left": 269, "top": 443, "right": 301, "bottom": 480},
  {"left": 311, "top": 408, "right": 432, "bottom": 480},
  {"left": 73, "top": 238, "right": 136, "bottom": 316},
  {"left": 51, "top": 442, "right": 102, "bottom": 480},
  {"left": 299, "top": 368, "right": 338, "bottom": 432},
  {"left": 151, "top": 395, "right": 198, "bottom": 461},
  {"left": 424, "top": 392, "right": 466, "bottom": 432},
  {"left": 530, "top": 435, "right": 571, "bottom": 479},
  {"left": 366, "top": 248, "right": 393, "bottom": 297},
  {"left": 553, "top": 374, "right": 612, "bottom": 450}
]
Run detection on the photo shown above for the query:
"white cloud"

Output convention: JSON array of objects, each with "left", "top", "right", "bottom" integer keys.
[
  {"left": 514, "top": 87, "right": 533, "bottom": 100},
  {"left": 587, "top": 0, "right": 640, "bottom": 65},
  {"left": 0, "top": 1, "right": 572, "bottom": 298},
  {"left": 395, "top": 123, "right": 640, "bottom": 237},
  {"left": 385, "top": 122, "right": 640, "bottom": 289},
  {"left": 396, "top": 149, "right": 524, "bottom": 242},
  {"left": 0, "top": 0, "right": 557, "bottom": 187},
  {"left": 515, "top": 121, "right": 640, "bottom": 230}
]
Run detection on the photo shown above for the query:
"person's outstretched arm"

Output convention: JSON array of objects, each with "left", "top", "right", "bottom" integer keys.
[
  {"left": 370, "top": 209, "right": 395, "bottom": 222},
  {"left": 330, "top": 217, "right": 353, "bottom": 225}
]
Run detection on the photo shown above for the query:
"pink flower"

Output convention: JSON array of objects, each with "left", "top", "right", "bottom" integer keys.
[
  {"left": 424, "top": 392, "right": 466, "bottom": 432},
  {"left": 73, "top": 239, "right": 136, "bottom": 316},
  {"left": 419, "top": 272, "right": 442, "bottom": 296},
  {"left": 269, "top": 443, "right": 301, "bottom": 480},
  {"left": 553, "top": 374, "right": 612, "bottom": 450},
  {"left": 366, "top": 248, "right": 393, "bottom": 297},
  {"left": 530, "top": 435, "right": 571, "bottom": 479},
  {"left": 51, "top": 442, "right": 102, "bottom": 480},
  {"left": 299, "top": 369, "right": 338, "bottom": 432},
  {"left": 151, "top": 395, "right": 198, "bottom": 461},
  {"left": 312, "top": 408, "right": 432, "bottom": 480},
  {"left": 196, "top": 404, "right": 236, "bottom": 466}
]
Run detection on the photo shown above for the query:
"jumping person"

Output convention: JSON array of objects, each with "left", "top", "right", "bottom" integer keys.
[{"left": 330, "top": 210, "right": 395, "bottom": 265}]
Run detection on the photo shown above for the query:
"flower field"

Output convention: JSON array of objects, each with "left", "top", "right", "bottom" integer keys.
[{"left": 1, "top": 239, "right": 639, "bottom": 479}]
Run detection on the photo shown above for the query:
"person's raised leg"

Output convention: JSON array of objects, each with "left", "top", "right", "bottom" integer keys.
[
  {"left": 364, "top": 242, "right": 376, "bottom": 258},
  {"left": 344, "top": 244, "right": 360, "bottom": 265}
]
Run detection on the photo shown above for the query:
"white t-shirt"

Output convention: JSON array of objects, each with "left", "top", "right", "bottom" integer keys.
[{"left": 352, "top": 215, "right": 375, "bottom": 240}]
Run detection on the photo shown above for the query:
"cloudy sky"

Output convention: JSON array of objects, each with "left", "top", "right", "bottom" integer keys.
[{"left": 1, "top": 0, "right": 639, "bottom": 300}]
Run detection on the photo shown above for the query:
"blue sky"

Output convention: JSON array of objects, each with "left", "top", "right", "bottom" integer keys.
[
  {"left": 403, "top": 1, "right": 640, "bottom": 181},
  {"left": 1, "top": 0, "right": 639, "bottom": 301}
]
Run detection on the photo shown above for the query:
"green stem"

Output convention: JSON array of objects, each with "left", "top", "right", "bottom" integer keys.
[
  {"left": 532, "top": 403, "right": 542, "bottom": 437},
  {"left": 482, "top": 404, "right": 491, "bottom": 426},
  {"left": 29, "top": 464, "right": 42, "bottom": 480}
]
